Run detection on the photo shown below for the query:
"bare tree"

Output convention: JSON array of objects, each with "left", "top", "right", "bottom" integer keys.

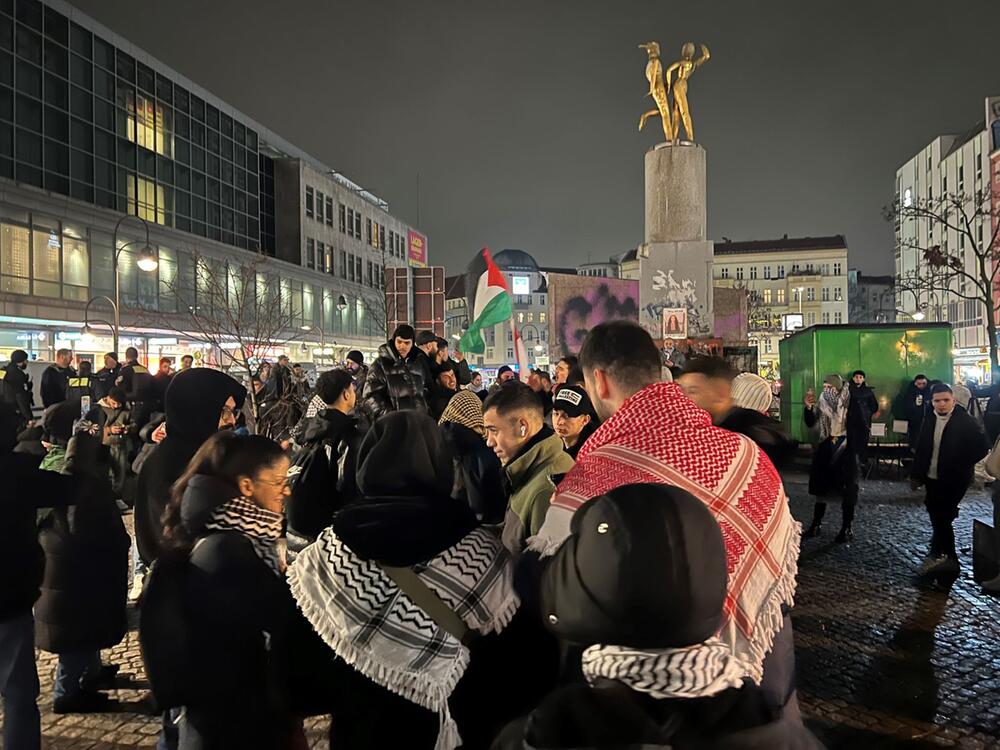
[
  {"left": 889, "top": 186, "right": 1000, "bottom": 378},
  {"left": 732, "top": 281, "right": 780, "bottom": 332},
  {"left": 139, "top": 250, "right": 303, "bottom": 434}
]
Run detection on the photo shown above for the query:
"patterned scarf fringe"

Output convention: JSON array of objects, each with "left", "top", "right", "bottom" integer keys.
[
  {"left": 204, "top": 496, "right": 285, "bottom": 577},
  {"left": 288, "top": 527, "right": 519, "bottom": 750},
  {"left": 582, "top": 638, "right": 747, "bottom": 700}
]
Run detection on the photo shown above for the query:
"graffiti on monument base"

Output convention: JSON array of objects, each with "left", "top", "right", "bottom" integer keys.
[
  {"left": 644, "top": 267, "right": 710, "bottom": 338},
  {"left": 548, "top": 274, "right": 640, "bottom": 355}
]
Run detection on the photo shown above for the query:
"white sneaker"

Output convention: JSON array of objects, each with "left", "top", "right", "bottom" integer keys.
[
  {"left": 128, "top": 573, "right": 145, "bottom": 602},
  {"left": 920, "top": 554, "right": 959, "bottom": 575}
]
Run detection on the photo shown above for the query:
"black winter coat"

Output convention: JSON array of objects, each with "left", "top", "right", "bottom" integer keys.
[
  {"left": 41, "top": 364, "right": 75, "bottom": 408},
  {"left": 912, "top": 405, "right": 990, "bottom": 489},
  {"left": 34, "top": 455, "right": 129, "bottom": 653},
  {"left": 2, "top": 363, "right": 34, "bottom": 423},
  {"left": 119, "top": 361, "right": 154, "bottom": 403},
  {"left": 440, "top": 421, "right": 508, "bottom": 524},
  {"left": 899, "top": 382, "right": 930, "bottom": 446},
  {"left": 93, "top": 364, "right": 120, "bottom": 400},
  {"left": 718, "top": 407, "right": 798, "bottom": 469},
  {"left": 847, "top": 383, "right": 879, "bottom": 453},
  {"left": 286, "top": 408, "right": 363, "bottom": 539},
  {"left": 492, "top": 679, "right": 821, "bottom": 750},
  {"left": 0, "top": 452, "right": 83, "bottom": 621},
  {"left": 362, "top": 341, "right": 428, "bottom": 419},
  {"left": 134, "top": 369, "right": 246, "bottom": 564}
]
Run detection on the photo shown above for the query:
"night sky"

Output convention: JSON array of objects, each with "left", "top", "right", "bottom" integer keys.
[{"left": 68, "top": 0, "right": 1000, "bottom": 276}]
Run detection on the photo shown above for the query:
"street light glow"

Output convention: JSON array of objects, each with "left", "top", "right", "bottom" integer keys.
[
  {"left": 912, "top": 311, "right": 926, "bottom": 321},
  {"left": 136, "top": 245, "right": 159, "bottom": 272}
]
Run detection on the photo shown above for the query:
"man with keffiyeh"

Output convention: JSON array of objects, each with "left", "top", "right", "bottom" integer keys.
[{"left": 530, "top": 321, "right": 801, "bottom": 721}]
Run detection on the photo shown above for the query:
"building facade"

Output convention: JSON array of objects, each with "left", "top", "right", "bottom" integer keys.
[
  {"left": 848, "top": 270, "right": 895, "bottom": 323},
  {"left": 713, "top": 236, "right": 850, "bottom": 377},
  {"left": 894, "top": 98, "right": 996, "bottom": 380},
  {"left": 0, "top": 0, "right": 424, "bottom": 368}
]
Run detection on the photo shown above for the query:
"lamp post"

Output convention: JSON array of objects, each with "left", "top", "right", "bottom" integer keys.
[
  {"left": 300, "top": 323, "right": 326, "bottom": 363},
  {"left": 336, "top": 294, "right": 348, "bottom": 337},
  {"left": 112, "top": 215, "right": 158, "bottom": 354},
  {"left": 795, "top": 286, "right": 805, "bottom": 316}
]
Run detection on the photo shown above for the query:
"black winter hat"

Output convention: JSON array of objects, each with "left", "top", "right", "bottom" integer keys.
[
  {"left": 392, "top": 324, "right": 415, "bottom": 342},
  {"left": 346, "top": 350, "right": 364, "bottom": 366},
  {"left": 541, "top": 483, "right": 728, "bottom": 649},
  {"left": 497, "top": 365, "right": 513, "bottom": 378},
  {"left": 105, "top": 352, "right": 119, "bottom": 363},
  {"left": 415, "top": 330, "right": 438, "bottom": 346},
  {"left": 9, "top": 349, "right": 28, "bottom": 364}
]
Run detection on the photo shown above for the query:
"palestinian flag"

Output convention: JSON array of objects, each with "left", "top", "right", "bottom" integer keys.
[{"left": 460, "top": 248, "right": 513, "bottom": 354}]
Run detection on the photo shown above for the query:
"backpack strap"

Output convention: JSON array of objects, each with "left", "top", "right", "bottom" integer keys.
[{"left": 379, "top": 564, "right": 476, "bottom": 646}]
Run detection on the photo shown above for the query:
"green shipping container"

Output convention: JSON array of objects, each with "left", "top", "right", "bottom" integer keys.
[{"left": 778, "top": 323, "right": 953, "bottom": 443}]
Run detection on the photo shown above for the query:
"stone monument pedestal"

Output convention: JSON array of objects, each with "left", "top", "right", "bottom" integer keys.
[{"left": 638, "top": 142, "right": 714, "bottom": 339}]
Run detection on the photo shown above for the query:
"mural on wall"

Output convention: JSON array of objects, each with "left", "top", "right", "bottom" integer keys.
[{"left": 548, "top": 274, "right": 640, "bottom": 355}]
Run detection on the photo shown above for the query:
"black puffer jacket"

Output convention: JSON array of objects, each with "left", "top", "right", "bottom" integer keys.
[
  {"left": 362, "top": 341, "right": 428, "bottom": 419},
  {"left": 134, "top": 369, "right": 246, "bottom": 564},
  {"left": 34, "top": 438, "right": 129, "bottom": 653},
  {"left": 492, "top": 678, "right": 822, "bottom": 750},
  {"left": 440, "top": 421, "right": 507, "bottom": 524}
]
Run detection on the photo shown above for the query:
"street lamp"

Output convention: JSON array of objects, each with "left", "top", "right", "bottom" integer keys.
[
  {"left": 112, "top": 214, "right": 158, "bottom": 354},
  {"left": 336, "top": 295, "right": 348, "bottom": 312},
  {"left": 300, "top": 323, "right": 326, "bottom": 362}
]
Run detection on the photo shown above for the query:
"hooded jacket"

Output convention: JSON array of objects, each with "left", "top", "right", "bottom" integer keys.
[
  {"left": 362, "top": 340, "right": 428, "bottom": 420},
  {"left": 34, "top": 419, "right": 129, "bottom": 653},
  {"left": 441, "top": 420, "right": 507, "bottom": 524},
  {"left": 134, "top": 368, "right": 246, "bottom": 564},
  {"left": 501, "top": 426, "right": 575, "bottom": 556}
]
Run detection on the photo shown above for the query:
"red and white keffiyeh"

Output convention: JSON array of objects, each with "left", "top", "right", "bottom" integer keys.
[{"left": 530, "top": 382, "right": 800, "bottom": 683}]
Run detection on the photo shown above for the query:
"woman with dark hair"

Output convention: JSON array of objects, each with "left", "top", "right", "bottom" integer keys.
[
  {"left": 149, "top": 431, "right": 300, "bottom": 749},
  {"left": 290, "top": 410, "right": 558, "bottom": 749}
]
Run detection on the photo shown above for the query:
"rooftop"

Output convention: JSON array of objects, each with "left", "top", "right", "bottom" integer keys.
[{"left": 714, "top": 235, "right": 848, "bottom": 256}]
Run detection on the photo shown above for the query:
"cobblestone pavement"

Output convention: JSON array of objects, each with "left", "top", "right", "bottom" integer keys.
[{"left": 4, "top": 472, "right": 1000, "bottom": 748}]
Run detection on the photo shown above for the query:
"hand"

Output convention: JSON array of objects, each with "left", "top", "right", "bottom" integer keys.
[
  {"left": 873, "top": 411, "right": 881, "bottom": 419},
  {"left": 152, "top": 422, "right": 167, "bottom": 443},
  {"left": 454, "top": 349, "right": 465, "bottom": 362},
  {"left": 804, "top": 389, "right": 816, "bottom": 408}
]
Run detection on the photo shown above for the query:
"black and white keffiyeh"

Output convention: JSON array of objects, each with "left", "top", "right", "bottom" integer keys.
[
  {"left": 288, "top": 525, "right": 519, "bottom": 750},
  {"left": 581, "top": 638, "right": 746, "bottom": 700},
  {"left": 204, "top": 495, "right": 286, "bottom": 577}
]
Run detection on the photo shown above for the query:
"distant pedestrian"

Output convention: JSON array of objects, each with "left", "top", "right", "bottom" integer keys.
[
  {"left": 2, "top": 349, "right": 34, "bottom": 426},
  {"left": 553, "top": 355, "right": 578, "bottom": 386},
  {"left": 362, "top": 325, "right": 428, "bottom": 418},
  {"left": 899, "top": 373, "right": 930, "bottom": 450},
  {"left": 179, "top": 354, "right": 194, "bottom": 372},
  {"left": 151, "top": 357, "right": 174, "bottom": 413},
  {"left": 467, "top": 370, "right": 488, "bottom": 402},
  {"left": 428, "top": 361, "right": 459, "bottom": 420},
  {"left": 118, "top": 347, "right": 155, "bottom": 430},
  {"left": 93, "top": 352, "right": 120, "bottom": 401},
  {"left": 41, "top": 349, "right": 76, "bottom": 408},
  {"left": 847, "top": 370, "right": 879, "bottom": 458},
  {"left": 911, "top": 383, "right": 990, "bottom": 575},
  {"left": 65, "top": 360, "right": 96, "bottom": 405},
  {"left": 803, "top": 375, "right": 858, "bottom": 542},
  {"left": 344, "top": 350, "right": 367, "bottom": 394}
]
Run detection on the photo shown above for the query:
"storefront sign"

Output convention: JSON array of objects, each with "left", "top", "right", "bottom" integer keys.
[{"left": 408, "top": 230, "right": 428, "bottom": 268}]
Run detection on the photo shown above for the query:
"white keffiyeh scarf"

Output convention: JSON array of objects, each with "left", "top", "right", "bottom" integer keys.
[
  {"left": 204, "top": 496, "right": 286, "bottom": 577},
  {"left": 582, "top": 638, "right": 746, "bottom": 700},
  {"left": 815, "top": 384, "right": 850, "bottom": 441},
  {"left": 288, "top": 526, "right": 519, "bottom": 750}
]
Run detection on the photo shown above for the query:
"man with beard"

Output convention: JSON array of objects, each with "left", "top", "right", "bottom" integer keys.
[
  {"left": 428, "top": 361, "right": 459, "bottom": 421},
  {"left": 345, "top": 350, "right": 367, "bottom": 394},
  {"left": 93, "top": 353, "right": 120, "bottom": 401},
  {"left": 2, "top": 349, "right": 34, "bottom": 427},
  {"left": 531, "top": 321, "right": 800, "bottom": 720}
]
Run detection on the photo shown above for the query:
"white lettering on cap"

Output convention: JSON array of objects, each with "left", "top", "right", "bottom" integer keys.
[{"left": 556, "top": 389, "right": 583, "bottom": 406}]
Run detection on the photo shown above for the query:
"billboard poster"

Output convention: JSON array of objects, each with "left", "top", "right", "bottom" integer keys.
[
  {"left": 407, "top": 230, "right": 428, "bottom": 268},
  {"left": 662, "top": 307, "right": 688, "bottom": 339}
]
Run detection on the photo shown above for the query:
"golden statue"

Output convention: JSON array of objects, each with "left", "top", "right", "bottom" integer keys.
[
  {"left": 665, "top": 42, "right": 710, "bottom": 142},
  {"left": 638, "top": 41, "right": 674, "bottom": 142}
]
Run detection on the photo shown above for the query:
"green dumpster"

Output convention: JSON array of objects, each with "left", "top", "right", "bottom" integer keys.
[{"left": 778, "top": 323, "right": 953, "bottom": 443}]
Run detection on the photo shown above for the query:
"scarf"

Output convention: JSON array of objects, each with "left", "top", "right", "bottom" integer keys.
[
  {"left": 289, "top": 525, "right": 519, "bottom": 750},
  {"left": 582, "top": 638, "right": 747, "bottom": 700},
  {"left": 305, "top": 393, "right": 327, "bottom": 419},
  {"left": 815, "top": 384, "right": 849, "bottom": 440},
  {"left": 438, "top": 390, "right": 485, "bottom": 437},
  {"left": 204, "top": 495, "right": 286, "bottom": 577},
  {"left": 531, "top": 382, "right": 798, "bottom": 684}
]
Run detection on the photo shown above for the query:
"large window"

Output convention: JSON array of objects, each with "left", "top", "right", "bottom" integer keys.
[
  {"left": 31, "top": 219, "right": 60, "bottom": 297},
  {"left": 127, "top": 174, "right": 169, "bottom": 224},
  {"left": 0, "top": 222, "right": 30, "bottom": 294},
  {"left": 61, "top": 231, "right": 88, "bottom": 300}
]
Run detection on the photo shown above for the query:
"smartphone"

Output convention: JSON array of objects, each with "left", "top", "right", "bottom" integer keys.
[{"left": 80, "top": 395, "right": 91, "bottom": 418}]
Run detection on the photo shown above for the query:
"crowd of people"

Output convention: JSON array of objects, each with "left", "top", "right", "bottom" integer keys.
[{"left": 2, "top": 318, "right": 995, "bottom": 749}]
